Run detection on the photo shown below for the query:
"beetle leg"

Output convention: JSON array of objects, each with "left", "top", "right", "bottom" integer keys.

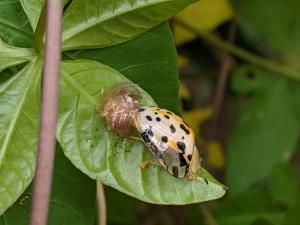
[
  {"left": 127, "top": 136, "right": 143, "bottom": 142},
  {"left": 140, "top": 160, "right": 162, "bottom": 169}
]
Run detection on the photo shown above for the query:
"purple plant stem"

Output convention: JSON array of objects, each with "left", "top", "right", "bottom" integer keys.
[{"left": 29, "top": 1, "right": 63, "bottom": 225}]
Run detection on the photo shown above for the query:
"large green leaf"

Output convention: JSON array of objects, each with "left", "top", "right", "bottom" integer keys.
[
  {"left": 0, "top": 38, "right": 35, "bottom": 73},
  {"left": 231, "top": 0, "right": 300, "bottom": 66},
  {"left": 269, "top": 163, "right": 300, "bottom": 207},
  {"left": 0, "top": 0, "right": 33, "bottom": 47},
  {"left": 64, "top": 23, "right": 179, "bottom": 113},
  {"left": 227, "top": 66, "right": 300, "bottom": 194},
  {"left": 56, "top": 60, "right": 225, "bottom": 204},
  {"left": 19, "top": 0, "right": 72, "bottom": 31},
  {"left": 19, "top": 0, "right": 43, "bottom": 31},
  {"left": 0, "top": 58, "right": 42, "bottom": 215},
  {"left": 0, "top": 145, "right": 96, "bottom": 224},
  {"left": 61, "top": 0, "right": 197, "bottom": 50}
]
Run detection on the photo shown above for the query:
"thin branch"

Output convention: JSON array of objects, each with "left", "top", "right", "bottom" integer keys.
[
  {"left": 29, "top": 1, "right": 63, "bottom": 225},
  {"left": 97, "top": 182, "right": 107, "bottom": 225},
  {"left": 174, "top": 19, "right": 300, "bottom": 82},
  {"left": 211, "top": 22, "right": 236, "bottom": 135}
]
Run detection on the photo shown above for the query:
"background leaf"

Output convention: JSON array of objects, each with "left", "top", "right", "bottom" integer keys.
[
  {"left": 214, "top": 192, "right": 284, "bottom": 225},
  {"left": 269, "top": 163, "right": 300, "bottom": 207},
  {"left": 64, "top": 23, "right": 180, "bottom": 113},
  {"left": 231, "top": 0, "right": 300, "bottom": 67},
  {"left": 0, "top": 38, "right": 35, "bottom": 73},
  {"left": 0, "top": 0, "right": 33, "bottom": 47},
  {"left": 61, "top": 0, "right": 197, "bottom": 50},
  {"left": 0, "top": 144, "right": 96, "bottom": 225},
  {"left": 56, "top": 59, "right": 225, "bottom": 204},
  {"left": 0, "top": 58, "right": 42, "bottom": 215},
  {"left": 227, "top": 66, "right": 300, "bottom": 194}
]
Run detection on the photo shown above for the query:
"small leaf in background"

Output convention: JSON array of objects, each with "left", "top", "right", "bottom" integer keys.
[
  {"left": 231, "top": 0, "right": 300, "bottom": 67},
  {"left": 0, "top": 58, "right": 42, "bottom": 215},
  {"left": 0, "top": 38, "right": 35, "bottom": 73},
  {"left": 269, "top": 163, "right": 300, "bottom": 207},
  {"left": 0, "top": 0, "right": 33, "bottom": 47},
  {"left": 62, "top": 0, "right": 197, "bottom": 50},
  {"left": 227, "top": 66, "right": 300, "bottom": 194},
  {"left": 57, "top": 60, "right": 226, "bottom": 204},
  {"left": 0, "top": 145, "right": 96, "bottom": 225},
  {"left": 174, "top": 0, "right": 234, "bottom": 46}
]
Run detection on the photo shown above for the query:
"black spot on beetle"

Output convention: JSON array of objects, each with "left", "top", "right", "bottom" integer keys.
[
  {"left": 146, "top": 115, "right": 152, "bottom": 121},
  {"left": 140, "top": 132, "right": 150, "bottom": 143},
  {"left": 161, "top": 136, "right": 168, "bottom": 143},
  {"left": 156, "top": 117, "right": 161, "bottom": 122},
  {"left": 180, "top": 124, "right": 190, "bottom": 135},
  {"left": 179, "top": 153, "right": 187, "bottom": 167},
  {"left": 187, "top": 154, "right": 192, "bottom": 161},
  {"left": 138, "top": 108, "right": 145, "bottom": 112},
  {"left": 177, "top": 142, "right": 186, "bottom": 153},
  {"left": 154, "top": 112, "right": 158, "bottom": 115},
  {"left": 166, "top": 111, "right": 173, "bottom": 115},
  {"left": 145, "top": 128, "right": 154, "bottom": 137},
  {"left": 140, "top": 129, "right": 154, "bottom": 143},
  {"left": 164, "top": 115, "right": 170, "bottom": 119},
  {"left": 182, "top": 136, "right": 185, "bottom": 140},
  {"left": 204, "top": 178, "right": 209, "bottom": 185},
  {"left": 182, "top": 120, "right": 190, "bottom": 127},
  {"left": 170, "top": 124, "right": 176, "bottom": 133},
  {"left": 172, "top": 166, "right": 179, "bottom": 178}
]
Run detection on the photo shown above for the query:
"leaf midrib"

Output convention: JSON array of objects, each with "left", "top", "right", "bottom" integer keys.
[
  {"left": 61, "top": 68, "right": 98, "bottom": 105},
  {"left": 0, "top": 59, "right": 38, "bottom": 166},
  {"left": 62, "top": 0, "right": 173, "bottom": 43}
]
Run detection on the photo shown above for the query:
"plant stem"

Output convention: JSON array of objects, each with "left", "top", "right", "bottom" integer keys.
[
  {"left": 34, "top": 3, "right": 46, "bottom": 51},
  {"left": 174, "top": 19, "right": 300, "bottom": 82},
  {"left": 97, "top": 182, "right": 107, "bottom": 225},
  {"left": 29, "top": 1, "right": 63, "bottom": 225}
]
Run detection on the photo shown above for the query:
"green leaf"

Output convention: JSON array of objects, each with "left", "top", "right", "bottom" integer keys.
[
  {"left": 0, "top": 38, "right": 35, "bottom": 73},
  {"left": 61, "top": 0, "right": 197, "bottom": 50},
  {"left": 0, "top": 145, "right": 96, "bottom": 224},
  {"left": 227, "top": 66, "right": 300, "bottom": 194},
  {"left": 64, "top": 23, "right": 180, "bottom": 113},
  {"left": 57, "top": 59, "right": 225, "bottom": 204},
  {"left": 19, "top": 0, "right": 43, "bottom": 31},
  {"left": 214, "top": 192, "right": 285, "bottom": 225},
  {"left": 0, "top": 58, "right": 42, "bottom": 215},
  {"left": 269, "top": 163, "right": 300, "bottom": 207},
  {"left": 231, "top": 0, "right": 300, "bottom": 66},
  {"left": 0, "top": 0, "right": 33, "bottom": 47},
  {"left": 283, "top": 204, "right": 300, "bottom": 225},
  {"left": 20, "top": 0, "right": 72, "bottom": 32}
]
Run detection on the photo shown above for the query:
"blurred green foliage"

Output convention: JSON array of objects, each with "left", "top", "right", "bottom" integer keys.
[{"left": 1, "top": 0, "right": 300, "bottom": 224}]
